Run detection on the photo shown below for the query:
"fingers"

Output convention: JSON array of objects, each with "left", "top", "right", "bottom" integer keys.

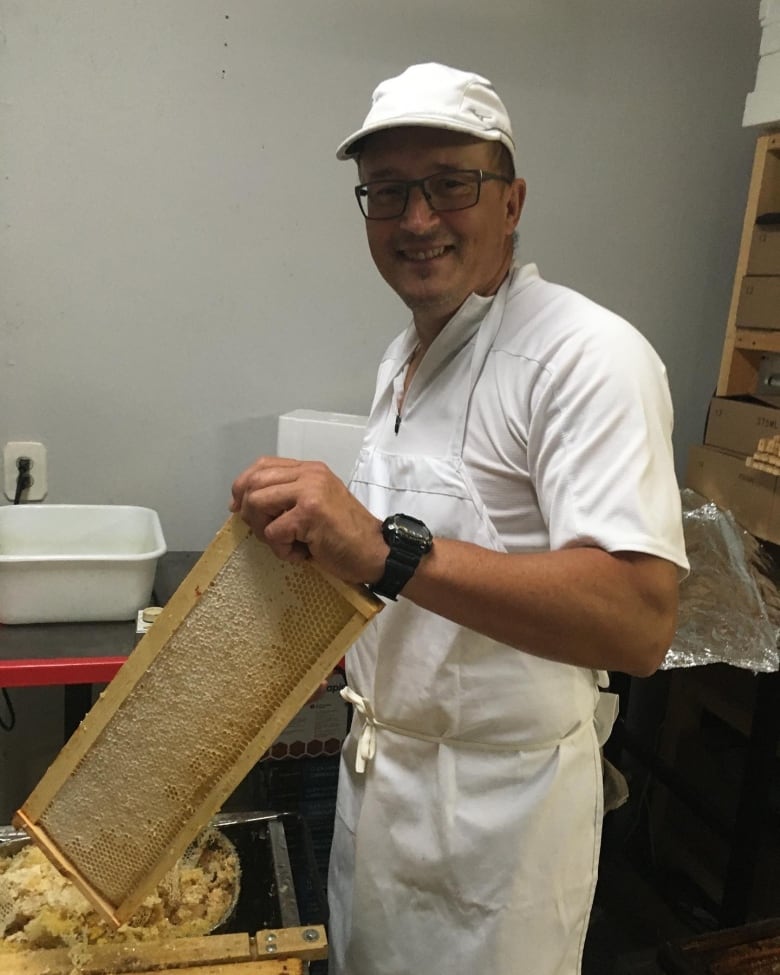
[
  {"left": 228, "top": 456, "right": 379, "bottom": 581},
  {"left": 260, "top": 506, "right": 313, "bottom": 562},
  {"left": 230, "top": 457, "right": 334, "bottom": 563},
  {"left": 230, "top": 456, "right": 302, "bottom": 514}
]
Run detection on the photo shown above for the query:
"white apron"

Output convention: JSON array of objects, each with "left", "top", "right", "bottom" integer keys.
[{"left": 328, "top": 273, "right": 616, "bottom": 975}]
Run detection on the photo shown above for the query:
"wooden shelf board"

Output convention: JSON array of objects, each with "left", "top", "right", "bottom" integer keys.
[{"left": 734, "top": 329, "right": 780, "bottom": 353}]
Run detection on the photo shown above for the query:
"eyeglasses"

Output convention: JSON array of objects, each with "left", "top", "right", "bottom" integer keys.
[{"left": 354, "top": 169, "right": 513, "bottom": 220}]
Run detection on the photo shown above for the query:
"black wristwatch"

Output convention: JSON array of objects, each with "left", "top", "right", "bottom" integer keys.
[{"left": 370, "top": 514, "right": 433, "bottom": 601}]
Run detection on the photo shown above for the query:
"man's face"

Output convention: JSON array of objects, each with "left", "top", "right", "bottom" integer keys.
[{"left": 357, "top": 127, "right": 525, "bottom": 332}]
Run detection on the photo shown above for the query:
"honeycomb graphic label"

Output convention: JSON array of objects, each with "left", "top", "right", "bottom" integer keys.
[{"left": 267, "top": 671, "right": 349, "bottom": 761}]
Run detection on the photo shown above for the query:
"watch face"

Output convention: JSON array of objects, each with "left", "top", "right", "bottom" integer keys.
[{"left": 386, "top": 514, "right": 432, "bottom": 552}]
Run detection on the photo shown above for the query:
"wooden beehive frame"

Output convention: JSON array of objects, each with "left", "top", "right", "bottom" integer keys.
[
  {"left": 0, "top": 925, "right": 325, "bottom": 974},
  {"left": 13, "top": 515, "right": 381, "bottom": 928}
]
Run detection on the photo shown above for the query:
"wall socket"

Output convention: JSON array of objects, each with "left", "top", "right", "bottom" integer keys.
[{"left": 3, "top": 442, "right": 48, "bottom": 502}]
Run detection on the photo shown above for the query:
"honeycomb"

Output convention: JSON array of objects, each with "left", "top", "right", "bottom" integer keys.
[
  {"left": 19, "top": 528, "right": 379, "bottom": 924},
  {"left": 0, "top": 827, "right": 239, "bottom": 947},
  {"left": 0, "top": 888, "right": 14, "bottom": 938}
]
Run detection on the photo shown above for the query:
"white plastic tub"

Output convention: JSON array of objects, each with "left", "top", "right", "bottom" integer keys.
[{"left": 0, "top": 505, "right": 167, "bottom": 624}]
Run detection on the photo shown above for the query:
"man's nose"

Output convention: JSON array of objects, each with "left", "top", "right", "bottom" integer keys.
[{"left": 400, "top": 185, "right": 439, "bottom": 230}]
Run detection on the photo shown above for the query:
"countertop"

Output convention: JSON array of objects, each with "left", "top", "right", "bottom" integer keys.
[{"left": 0, "top": 552, "right": 201, "bottom": 686}]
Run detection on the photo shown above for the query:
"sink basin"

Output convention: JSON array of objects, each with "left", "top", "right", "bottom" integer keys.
[{"left": 0, "top": 505, "right": 166, "bottom": 624}]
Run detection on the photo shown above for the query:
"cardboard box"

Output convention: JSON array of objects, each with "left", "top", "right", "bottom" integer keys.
[
  {"left": 704, "top": 396, "right": 780, "bottom": 455},
  {"left": 736, "top": 275, "right": 780, "bottom": 329},
  {"left": 685, "top": 443, "right": 780, "bottom": 543},
  {"left": 747, "top": 226, "right": 780, "bottom": 275},
  {"left": 266, "top": 672, "right": 349, "bottom": 761}
]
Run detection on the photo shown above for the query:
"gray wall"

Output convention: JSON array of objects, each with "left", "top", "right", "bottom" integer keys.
[
  {"left": 0, "top": 0, "right": 761, "bottom": 551},
  {"left": 0, "top": 0, "right": 764, "bottom": 825}
]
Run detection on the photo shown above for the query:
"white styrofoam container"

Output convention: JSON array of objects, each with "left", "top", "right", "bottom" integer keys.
[
  {"left": 277, "top": 409, "right": 368, "bottom": 484},
  {"left": 0, "top": 505, "right": 166, "bottom": 624}
]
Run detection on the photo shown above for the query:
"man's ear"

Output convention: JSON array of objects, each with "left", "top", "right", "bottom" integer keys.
[{"left": 506, "top": 178, "right": 526, "bottom": 232}]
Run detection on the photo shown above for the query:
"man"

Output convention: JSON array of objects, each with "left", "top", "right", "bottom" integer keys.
[{"left": 231, "top": 63, "right": 688, "bottom": 975}]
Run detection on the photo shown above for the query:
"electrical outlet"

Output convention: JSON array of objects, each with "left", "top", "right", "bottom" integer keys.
[{"left": 3, "top": 442, "right": 48, "bottom": 502}]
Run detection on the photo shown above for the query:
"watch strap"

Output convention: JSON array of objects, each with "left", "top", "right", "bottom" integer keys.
[
  {"left": 369, "top": 514, "right": 432, "bottom": 601},
  {"left": 370, "top": 549, "right": 421, "bottom": 601}
]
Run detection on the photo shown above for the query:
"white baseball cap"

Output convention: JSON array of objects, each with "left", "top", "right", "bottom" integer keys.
[{"left": 336, "top": 62, "right": 516, "bottom": 166}]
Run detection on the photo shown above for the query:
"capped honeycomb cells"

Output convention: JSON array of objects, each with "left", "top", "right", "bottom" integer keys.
[{"left": 37, "top": 537, "right": 355, "bottom": 910}]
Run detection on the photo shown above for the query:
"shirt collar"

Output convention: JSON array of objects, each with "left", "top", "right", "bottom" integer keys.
[
  {"left": 394, "top": 262, "right": 540, "bottom": 367},
  {"left": 397, "top": 288, "right": 497, "bottom": 365}
]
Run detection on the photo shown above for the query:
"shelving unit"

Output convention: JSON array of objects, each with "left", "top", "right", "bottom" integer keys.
[
  {"left": 717, "top": 131, "right": 780, "bottom": 398},
  {"left": 616, "top": 131, "right": 780, "bottom": 931}
]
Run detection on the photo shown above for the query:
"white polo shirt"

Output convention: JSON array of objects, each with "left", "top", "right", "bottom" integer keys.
[{"left": 369, "top": 263, "right": 689, "bottom": 574}]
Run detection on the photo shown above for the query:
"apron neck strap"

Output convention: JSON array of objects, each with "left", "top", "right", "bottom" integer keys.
[{"left": 450, "top": 268, "right": 514, "bottom": 456}]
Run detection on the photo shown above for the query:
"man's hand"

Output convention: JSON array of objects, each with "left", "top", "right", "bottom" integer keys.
[{"left": 230, "top": 456, "right": 386, "bottom": 586}]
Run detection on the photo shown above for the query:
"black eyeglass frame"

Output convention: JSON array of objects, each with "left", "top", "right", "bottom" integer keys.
[{"left": 354, "top": 169, "right": 514, "bottom": 220}]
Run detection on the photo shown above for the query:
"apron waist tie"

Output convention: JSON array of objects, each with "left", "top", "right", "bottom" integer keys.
[{"left": 341, "top": 686, "right": 612, "bottom": 774}]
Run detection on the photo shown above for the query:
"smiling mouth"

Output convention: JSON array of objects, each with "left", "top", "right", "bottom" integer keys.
[{"left": 399, "top": 244, "right": 452, "bottom": 262}]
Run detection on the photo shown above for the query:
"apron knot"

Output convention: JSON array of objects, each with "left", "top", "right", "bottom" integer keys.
[{"left": 341, "top": 686, "right": 377, "bottom": 773}]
